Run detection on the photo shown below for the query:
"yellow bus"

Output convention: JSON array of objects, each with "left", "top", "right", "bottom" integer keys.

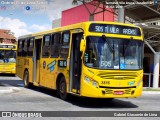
[
  {"left": 0, "top": 44, "right": 17, "bottom": 75},
  {"left": 16, "top": 21, "right": 143, "bottom": 99}
]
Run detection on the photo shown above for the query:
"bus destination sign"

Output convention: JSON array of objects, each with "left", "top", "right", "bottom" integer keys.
[
  {"left": 0, "top": 45, "right": 15, "bottom": 49},
  {"left": 89, "top": 24, "right": 141, "bottom": 36}
]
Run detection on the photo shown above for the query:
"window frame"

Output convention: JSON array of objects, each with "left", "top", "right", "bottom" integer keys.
[
  {"left": 28, "top": 37, "right": 34, "bottom": 57},
  {"left": 42, "top": 34, "right": 51, "bottom": 58},
  {"left": 60, "top": 31, "right": 70, "bottom": 58},
  {"left": 50, "top": 32, "right": 61, "bottom": 58},
  {"left": 17, "top": 39, "right": 25, "bottom": 56}
]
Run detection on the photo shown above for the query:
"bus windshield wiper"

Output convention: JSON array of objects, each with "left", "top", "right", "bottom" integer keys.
[{"left": 102, "top": 35, "right": 114, "bottom": 53}]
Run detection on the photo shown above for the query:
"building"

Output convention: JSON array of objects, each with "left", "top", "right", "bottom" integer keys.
[
  {"left": 52, "top": 2, "right": 114, "bottom": 29},
  {"left": 61, "top": 3, "right": 114, "bottom": 26},
  {"left": 0, "top": 29, "right": 16, "bottom": 44}
]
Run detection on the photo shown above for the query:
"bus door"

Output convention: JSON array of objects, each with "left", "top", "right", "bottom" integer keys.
[
  {"left": 33, "top": 38, "right": 42, "bottom": 84},
  {"left": 70, "top": 32, "right": 83, "bottom": 94}
]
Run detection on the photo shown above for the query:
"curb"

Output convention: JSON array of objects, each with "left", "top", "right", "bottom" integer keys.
[{"left": 142, "top": 91, "right": 160, "bottom": 94}]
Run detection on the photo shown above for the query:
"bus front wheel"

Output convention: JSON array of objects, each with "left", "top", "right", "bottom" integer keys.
[{"left": 58, "top": 77, "right": 67, "bottom": 100}]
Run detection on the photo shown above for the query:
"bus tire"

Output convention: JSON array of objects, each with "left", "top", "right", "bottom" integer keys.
[
  {"left": 58, "top": 77, "right": 67, "bottom": 100},
  {"left": 23, "top": 71, "right": 30, "bottom": 88}
]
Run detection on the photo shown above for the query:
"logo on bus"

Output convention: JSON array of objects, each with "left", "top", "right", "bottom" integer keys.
[
  {"left": 128, "top": 81, "right": 135, "bottom": 86},
  {"left": 47, "top": 60, "right": 56, "bottom": 72},
  {"left": 43, "top": 61, "right": 46, "bottom": 69}
]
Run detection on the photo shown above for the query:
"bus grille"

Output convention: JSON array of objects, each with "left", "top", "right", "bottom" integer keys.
[
  {"left": 125, "top": 89, "right": 132, "bottom": 94},
  {"left": 104, "top": 89, "right": 132, "bottom": 94},
  {"left": 97, "top": 72, "right": 138, "bottom": 80},
  {"left": 105, "top": 89, "right": 113, "bottom": 94}
]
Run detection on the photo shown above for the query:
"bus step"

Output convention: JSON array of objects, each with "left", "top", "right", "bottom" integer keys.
[
  {"left": 33, "top": 82, "right": 39, "bottom": 86},
  {"left": 71, "top": 89, "right": 80, "bottom": 94}
]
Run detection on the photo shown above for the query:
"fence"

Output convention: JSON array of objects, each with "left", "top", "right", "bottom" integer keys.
[{"left": 143, "top": 73, "right": 152, "bottom": 87}]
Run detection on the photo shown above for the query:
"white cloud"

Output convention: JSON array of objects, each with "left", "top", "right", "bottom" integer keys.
[
  {"left": 46, "top": 0, "right": 76, "bottom": 21},
  {"left": 29, "top": 24, "right": 51, "bottom": 31},
  {"left": 0, "top": 16, "right": 51, "bottom": 38},
  {"left": 11, "top": 0, "right": 79, "bottom": 21},
  {"left": 0, "top": 0, "right": 81, "bottom": 38},
  {"left": 0, "top": 16, "right": 30, "bottom": 38}
]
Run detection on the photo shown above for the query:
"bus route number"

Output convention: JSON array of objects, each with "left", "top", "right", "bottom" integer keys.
[
  {"left": 100, "top": 61, "right": 112, "bottom": 67},
  {"left": 58, "top": 60, "right": 67, "bottom": 67},
  {"left": 95, "top": 26, "right": 103, "bottom": 32}
]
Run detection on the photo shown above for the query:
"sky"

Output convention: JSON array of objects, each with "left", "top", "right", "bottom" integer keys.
[{"left": 0, "top": 0, "right": 79, "bottom": 38}]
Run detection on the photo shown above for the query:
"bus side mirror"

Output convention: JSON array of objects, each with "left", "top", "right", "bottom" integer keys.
[{"left": 80, "top": 39, "right": 85, "bottom": 52}]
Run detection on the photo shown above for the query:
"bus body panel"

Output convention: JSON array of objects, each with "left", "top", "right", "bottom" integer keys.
[
  {"left": 0, "top": 63, "right": 15, "bottom": 74},
  {"left": 80, "top": 66, "right": 143, "bottom": 98},
  {"left": 16, "top": 57, "right": 25, "bottom": 78}
]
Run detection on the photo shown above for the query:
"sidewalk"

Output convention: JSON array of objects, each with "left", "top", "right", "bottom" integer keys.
[{"left": 142, "top": 87, "right": 160, "bottom": 94}]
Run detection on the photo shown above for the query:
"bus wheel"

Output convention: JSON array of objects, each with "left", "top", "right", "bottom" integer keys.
[
  {"left": 59, "top": 77, "right": 67, "bottom": 100},
  {"left": 23, "top": 71, "right": 30, "bottom": 88}
]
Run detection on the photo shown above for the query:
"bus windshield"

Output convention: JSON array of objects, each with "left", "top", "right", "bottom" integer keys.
[
  {"left": 84, "top": 36, "right": 143, "bottom": 70},
  {"left": 0, "top": 50, "right": 16, "bottom": 63}
]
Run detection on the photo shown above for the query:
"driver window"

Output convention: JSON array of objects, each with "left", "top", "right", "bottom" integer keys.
[{"left": 84, "top": 38, "right": 99, "bottom": 67}]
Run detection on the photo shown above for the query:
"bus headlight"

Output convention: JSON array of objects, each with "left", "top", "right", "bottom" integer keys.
[
  {"left": 92, "top": 80, "right": 98, "bottom": 88},
  {"left": 84, "top": 76, "right": 91, "bottom": 83},
  {"left": 137, "top": 79, "right": 142, "bottom": 88}
]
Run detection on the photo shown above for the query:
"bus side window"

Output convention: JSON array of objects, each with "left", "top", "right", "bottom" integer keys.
[
  {"left": 60, "top": 31, "right": 70, "bottom": 58},
  {"left": 28, "top": 38, "right": 34, "bottom": 56},
  {"left": 21, "top": 40, "right": 25, "bottom": 56},
  {"left": 18, "top": 40, "right": 24, "bottom": 56},
  {"left": 51, "top": 33, "right": 61, "bottom": 58},
  {"left": 17, "top": 40, "right": 22, "bottom": 56},
  {"left": 42, "top": 35, "right": 51, "bottom": 58},
  {"left": 23, "top": 39, "right": 28, "bottom": 56}
]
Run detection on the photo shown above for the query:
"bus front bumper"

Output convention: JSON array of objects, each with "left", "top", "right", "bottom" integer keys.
[
  {"left": 80, "top": 81, "right": 142, "bottom": 98},
  {"left": 0, "top": 67, "right": 16, "bottom": 74}
]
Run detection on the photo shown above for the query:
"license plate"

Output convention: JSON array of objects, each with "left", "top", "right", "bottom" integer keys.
[{"left": 114, "top": 91, "right": 124, "bottom": 95}]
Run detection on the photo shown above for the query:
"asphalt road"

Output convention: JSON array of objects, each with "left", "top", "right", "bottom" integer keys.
[{"left": 0, "top": 75, "right": 159, "bottom": 120}]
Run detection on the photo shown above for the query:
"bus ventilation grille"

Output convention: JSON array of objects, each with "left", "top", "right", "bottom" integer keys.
[{"left": 97, "top": 72, "right": 138, "bottom": 80}]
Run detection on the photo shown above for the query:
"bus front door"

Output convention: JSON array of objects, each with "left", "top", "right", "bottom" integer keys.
[
  {"left": 33, "top": 39, "right": 42, "bottom": 85},
  {"left": 70, "top": 33, "right": 83, "bottom": 94}
]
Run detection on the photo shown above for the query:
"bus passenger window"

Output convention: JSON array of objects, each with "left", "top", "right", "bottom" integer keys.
[
  {"left": 23, "top": 39, "right": 28, "bottom": 57},
  {"left": 51, "top": 33, "right": 61, "bottom": 58},
  {"left": 18, "top": 40, "right": 22, "bottom": 56},
  {"left": 60, "top": 31, "right": 70, "bottom": 58},
  {"left": 42, "top": 35, "right": 51, "bottom": 58},
  {"left": 28, "top": 38, "right": 34, "bottom": 56},
  {"left": 18, "top": 40, "right": 24, "bottom": 56}
]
